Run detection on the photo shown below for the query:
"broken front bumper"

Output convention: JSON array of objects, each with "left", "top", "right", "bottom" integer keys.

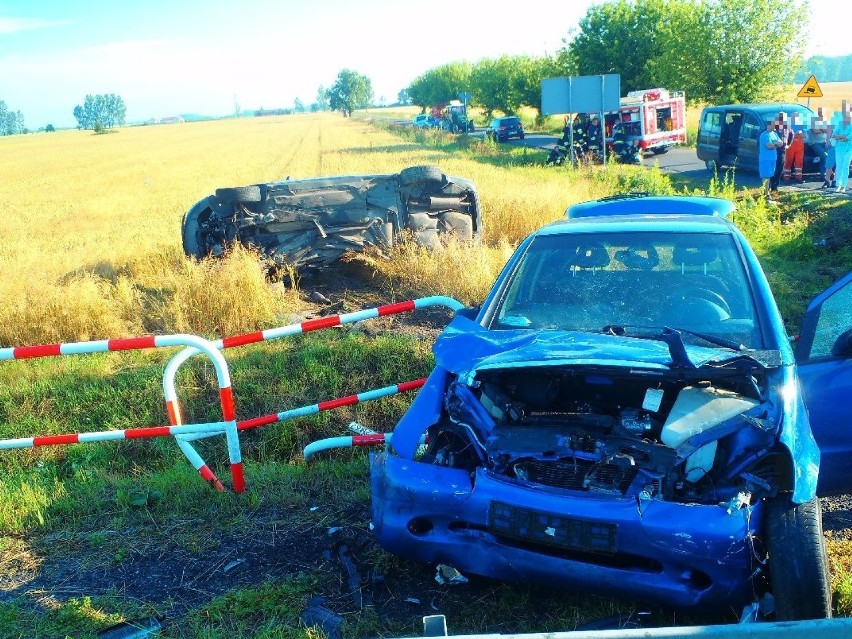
[{"left": 370, "top": 453, "right": 762, "bottom": 611}]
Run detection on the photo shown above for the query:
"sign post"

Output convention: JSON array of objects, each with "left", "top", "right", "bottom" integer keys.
[{"left": 797, "top": 75, "right": 823, "bottom": 108}]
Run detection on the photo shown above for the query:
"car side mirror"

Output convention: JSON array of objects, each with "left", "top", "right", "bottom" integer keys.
[
  {"left": 832, "top": 329, "right": 852, "bottom": 358},
  {"left": 455, "top": 306, "right": 479, "bottom": 321}
]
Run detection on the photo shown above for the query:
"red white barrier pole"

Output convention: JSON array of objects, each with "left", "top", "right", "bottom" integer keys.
[
  {"left": 162, "top": 296, "right": 461, "bottom": 486},
  {"left": 0, "top": 334, "right": 245, "bottom": 493}
]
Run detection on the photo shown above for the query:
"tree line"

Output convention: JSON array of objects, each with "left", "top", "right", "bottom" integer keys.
[
  {"left": 72, "top": 94, "right": 127, "bottom": 130},
  {"left": 401, "top": 0, "right": 809, "bottom": 118},
  {"left": 0, "top": 101, "right": 26, "bottom": 135}
]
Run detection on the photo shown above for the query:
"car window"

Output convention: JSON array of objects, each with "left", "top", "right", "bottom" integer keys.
[
  {"left": 805, "top": 281, "right": 852, "bottom": 359},
  {"left": 741, "top": 114, "right": 762, "bottom": 140},
  {"left": 490, "top": 231, "right": 762, "bottom": 347},
  {"left": 701, "top": 111, "right": 721, "bottom": 135}
]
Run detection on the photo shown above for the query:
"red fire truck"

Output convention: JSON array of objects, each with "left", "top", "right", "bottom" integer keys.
[{"left": 603, "top": 88, "right": 687, "bottom": 155}]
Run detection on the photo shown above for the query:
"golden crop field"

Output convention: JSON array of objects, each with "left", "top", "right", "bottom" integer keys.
[{"left": 0, "top": 113, "right": 612, "bottom": 347}]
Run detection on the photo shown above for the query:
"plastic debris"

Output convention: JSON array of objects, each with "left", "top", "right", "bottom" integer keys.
[
  {"left": 97, "top": 615, "right": 163, "bottom": 639},
  {"left": 300, "top": 597, "right": 343, "bottom": 639},
  {"left": 223, "top": 558, "right": 246, "bottom": 574},
  {"left": 405, "top": 597, "right": 421, "bottom": 605},
  {"left": 435, "top": 564, "right": 468, "bottom": 585}
]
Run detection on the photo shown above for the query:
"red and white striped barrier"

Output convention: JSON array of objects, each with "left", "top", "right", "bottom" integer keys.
[
  {"left": 0, "top": 334, "right": 246, "bottom": 493},
  {"left": 162, "top": 296, "right": 462, "bottom": 489}
]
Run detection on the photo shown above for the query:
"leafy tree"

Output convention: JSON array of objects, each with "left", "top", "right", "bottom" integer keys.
[
  {"left": 562, "top": 0, "right": 808, "bottom": 104},
  {"left": 397, "top": 89, "right": 411, "bottom": 106},
  {"left": 294, "top": 97, "right": 305, "bottom": 113},
  {"left": 315, "top": 85, "right": 329, "bottom": 112},
  {"left": 408, "top": 62, "right": 472, "bottom": 111},
  {"left": 45, "top": 124, "right": 55, "bottom": 132},
  {"left": 653, "top": 0, "right": 807, "bottom": 103},
  {"left": 326, "top": 70, "right": 373, "bottom": 117},
  {"left": 0, "top": 100, "right": 26, "bottom": 135},
  {"left": 72, "top": 94, "right": 127, "bottom": 130}
]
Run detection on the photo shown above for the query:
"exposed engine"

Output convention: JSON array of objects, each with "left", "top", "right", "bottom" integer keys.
[{"left": 422, "top": 367, "right": 778, "bottom": 505}]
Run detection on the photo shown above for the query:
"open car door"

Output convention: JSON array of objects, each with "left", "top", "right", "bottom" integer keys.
[{"left": 796, "top": 272, "right": 852, "bottom": 496}]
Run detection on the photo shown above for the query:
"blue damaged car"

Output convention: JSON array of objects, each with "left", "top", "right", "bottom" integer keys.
[{"left": 369, "top": 194, "right": 852, "bottom": 620}]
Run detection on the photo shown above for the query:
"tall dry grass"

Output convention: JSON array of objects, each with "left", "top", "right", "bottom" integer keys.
[{"left": 0, "top": 113, "right": 610, "bottom": 345}]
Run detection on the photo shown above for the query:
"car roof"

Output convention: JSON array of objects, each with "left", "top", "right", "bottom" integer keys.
[
  {"left": 703, "top": 103, "right": 814, "bottom": 115},
  {"left": 538, "top": 195, "right": 737, "bottom": 236}
]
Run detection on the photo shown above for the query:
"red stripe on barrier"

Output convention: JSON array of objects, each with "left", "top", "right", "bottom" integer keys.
[
  {"left": 397, "top": 378, "right": 427, "bottom": 392},
  {"left": 125, "top": 426, "right": 172, "bottom": 439},
  {"left": 108, "top": 336, "right": 157, "bottom": 351},
  {"left": 199, "top": 465, "right": 225, "bottom": 492},
  {"left": 165, "top": 401, "right": 180, "bottom": 426},
  {"left": 301, "top": 316, "right": 341, "bottom": 332},
  {"left": 378, "top": 300, "right": 416, "bottom": 316},
  {"left": 222, "top": 332, "right": 264, "bottom": 349},
  {"left": 318, "top": 394, "right": 359, "bottom": 411},
  {"left": 231, "top": 462, "right": 246, "bottom": 493},
  {"left": 220, "top": 387, "right": 236, "bottom": 422},
  {"left": 14, "top": 344, "right": 62, "bottom": 359},
  {"left": 33, "top": 433, "right": 79, "bottom": 447},
  {"left": 238, "top": 414, "right": 279, "bottom": 430},
  {"left": 352, "top": 434, "right": 388, "bottom": 446}
]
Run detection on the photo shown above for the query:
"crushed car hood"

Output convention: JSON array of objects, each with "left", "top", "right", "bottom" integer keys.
[{"left": 433, "top": 315, "right": 768, "bottom": 375}]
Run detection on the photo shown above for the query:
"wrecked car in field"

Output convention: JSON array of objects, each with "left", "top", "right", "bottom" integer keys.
[
  {"left": 370, "top": 194, "right": 852, "bottom": 619},
  {"left": 181, "top": 166, "right": 482, "bottom": 268}
]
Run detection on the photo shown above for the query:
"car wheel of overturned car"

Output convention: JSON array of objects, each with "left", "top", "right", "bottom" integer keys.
[
  {"left": 399, "top": 165, "right": 444, "bottom": 188},
  {"left": 407, "top": 212, "right": 439, "bottom": 232},
  {"left": 766, "top": 495, "right": 832, "bottom": 620},
  {"left": 705, "top": 159, "right": 718, "bottom": 173},
  {"left": 413, "top": 228, "right": 440, "bottom": 250},
  {"left": 438, "top": 211, "right": 474, "bottom": 241},
  {"left": 214, "top": 185, "right": 264, "bottom": 203},
  {"left": 181, "top": 200, "right": 208, "bottom": 257}
]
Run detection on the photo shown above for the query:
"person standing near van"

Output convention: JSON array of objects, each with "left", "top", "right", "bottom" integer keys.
[
  {"left": 783, "top": 113, "right": 807, "bottom": 183},
  {"left": 760, "top": 119, "right": 783, "bottom": 203},
  {"left": 832, "top": 103, "right": 852, "bottom": 193},
  {"left": 808, "top": 107, "right": 830, "bottom": 184},
  {"left": 771, "top": 112, "right": 792, "bottom": 193}
]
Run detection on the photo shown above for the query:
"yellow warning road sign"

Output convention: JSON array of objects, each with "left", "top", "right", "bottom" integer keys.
[{"left": 797, "top": 75, "right": 823, "bottom": 98}]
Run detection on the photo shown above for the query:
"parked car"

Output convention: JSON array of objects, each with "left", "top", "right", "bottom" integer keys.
[
  {"left": 413, "top": 114, "right": 439, "bottom": 128},
  {"left": 370, "top": 193, "right": 852, "bottom": 620},
  {"left": 696, "top": 103, "right": 822, "bottom": 175},
  {"left": 486, "top": 116, "right": 525, "bottom": 142},
  {"left": 181, "top": 166, "right": 482, "bottom": 269}
]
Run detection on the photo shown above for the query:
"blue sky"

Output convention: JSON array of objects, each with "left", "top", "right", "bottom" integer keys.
[{"left": 0, "top": 0, "right": 846, "bottom": 129}]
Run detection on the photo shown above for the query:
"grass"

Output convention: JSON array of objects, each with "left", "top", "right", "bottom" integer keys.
[{"left": 0, "top": 111, "right": 851, "bottom": 638}]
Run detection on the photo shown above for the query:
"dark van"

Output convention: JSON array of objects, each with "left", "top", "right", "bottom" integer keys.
[{"left": 697, "top": 103, "right": 821, "bottom": 175}]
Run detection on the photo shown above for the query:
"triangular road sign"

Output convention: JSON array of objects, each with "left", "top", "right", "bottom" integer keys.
[{"left": 798, "top": 75, "right": 823, "bottom": 98}]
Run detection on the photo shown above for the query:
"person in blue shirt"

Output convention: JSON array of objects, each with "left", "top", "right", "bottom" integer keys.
[{"left": 760, "top": 118, "right": 783, "bottom": 203}]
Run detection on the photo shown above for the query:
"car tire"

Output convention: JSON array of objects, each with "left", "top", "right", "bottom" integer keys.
[
  {"left": 400, "top": 165, "right": 444, "bottom": 188},
  {"left": 651, "top": 147, "right": 669, "bottom": 155},
  {"left": 766, "top": 495, "right": 832, "bottom": 620},
  {"left": 704, "top": 159, "right": 717, "bottom": 173},
  {"left": 439, "top": 212, "right": 474, "bottom": 241},
  {"left": 214, "top": 185, "right": 263, "bottom": 203},
  {"left": 181, "top": 199, "right": 211, "bottom": 258},
  {"left": 519, "top": 133, "right": 525, "bottom": 140},
  {"left": 407, "top": 212, "right": 439, "bottom": 232}
]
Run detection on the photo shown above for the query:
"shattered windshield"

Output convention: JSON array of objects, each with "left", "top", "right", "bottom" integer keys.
[{"left": 490, "top": 230, "right": 763, "bottom": 349}]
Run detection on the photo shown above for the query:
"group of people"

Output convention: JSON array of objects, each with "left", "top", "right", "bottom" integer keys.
[
  {"left": 547, "top": 113, "right": 639, "bottom": 166},
  {"left": 760, "top": 101, "right": 852, "bottom": 203}
]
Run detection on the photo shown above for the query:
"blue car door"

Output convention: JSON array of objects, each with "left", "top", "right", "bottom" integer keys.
[{"left": 795, "top": 272, "right": 852, "bottom": 496}]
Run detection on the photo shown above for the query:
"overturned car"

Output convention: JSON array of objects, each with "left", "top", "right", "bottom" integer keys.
[
  {"left": 370, "top": 195, "right": 852, "bottom": 619},
  {"left": 181, "top": 166, "right": 482, "bottom": 269}
]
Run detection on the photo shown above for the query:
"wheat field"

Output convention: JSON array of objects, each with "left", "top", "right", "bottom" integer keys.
[{"left": 0, "top": 113, "right": 613, "bottom": 346}]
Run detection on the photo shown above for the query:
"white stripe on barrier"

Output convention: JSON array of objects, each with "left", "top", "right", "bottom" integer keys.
[{"left": 61, "top": 341, "right": 110, "bottom": 355}]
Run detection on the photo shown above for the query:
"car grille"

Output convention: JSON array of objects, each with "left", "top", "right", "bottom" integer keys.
[
  {"left": 488, "top": 501, "right": 618, "bottom": 554},
  {"left": 515, "top": 458, "right": 638, "bottom": 494}
]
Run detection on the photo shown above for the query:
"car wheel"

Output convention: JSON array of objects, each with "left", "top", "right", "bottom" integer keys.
[
  {"left": 400, "top": 165, "right": 444, "bottom": 187},
  {"left": 704, "top": 159, "right": 717, "bottom": 173},
  {"left": 766, "top": 495, "right": 832, "bottom": 620},
  {"left": 651, "top": 147, "right": 669, "bottom": 155},
  {"left": 407, "top": 212, "right": 439, "bottom": 232},
  {"left": 519, "top": 133, "right": 525, "bottom": 140},
  {"left": 214, "top": 185, "right": 263, "bottom": 203},
  {"left": 438, "top": 212, "right": 473, "bottom": 241},
  {"left": 181, "top": 198, "right": 212, "bottom": 258}
]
